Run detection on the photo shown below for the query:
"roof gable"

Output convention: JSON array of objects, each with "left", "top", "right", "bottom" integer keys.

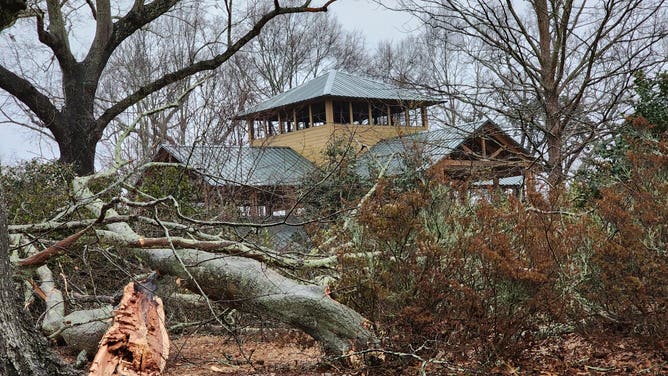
[
  {"left": 237, "top": 70, "right": 441, "bottom": 117},
  {"left": 158, "top": 144, "right": 316, "bottom": 187},
  {"left": 356, "top": 120, "right": 530, "bottom": 178}
]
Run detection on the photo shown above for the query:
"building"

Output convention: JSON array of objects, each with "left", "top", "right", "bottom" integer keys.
[
  {"left": 153, "top": 144, "right": 315, "bottom": 217},
  {"left": 235, "top": 70, "right": 441, "bottom": 164},
  {"left": 154, "top": 71, "right": 537, "bottom": 217},
  {"left": 357, "top": 119, "right": 536, "bottom": 195}
]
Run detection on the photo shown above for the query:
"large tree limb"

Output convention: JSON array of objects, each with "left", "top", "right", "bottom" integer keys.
[
  {"left": 18, "top": 225, "right": 93, "bottom": 266},
  {"left": 105, "top": 0, "right": 181, "bottom": 59},
  {"left": 9, "top": 212, "right": 348, "bottom": 272},
  {"left": 86, "top": 0, "right": 112, "bottom": 65},
  {"left": 0, "top": 65, "right": 61, "bottom": 131},
  {"left": 37, "top": 1, "right": 76, "bottom": 69},
  {"left": 96, "top": 1, "right": 338, "bottom": 130},
  {"left": 96, "top": 229, "right": 339, "bottom": 270},
  {"left": 140, "top": 247, "right": 375, "bottom": 355},
  {"left": 69, "top": 172, "right": 377, "bottom": 356}
]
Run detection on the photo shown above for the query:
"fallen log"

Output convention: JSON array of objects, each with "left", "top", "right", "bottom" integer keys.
[
  {"left": 29, "top": 255, "right": 113, "bottom": 354},
  {"left": 71, "top": 172, "right": 378, "bottom": 357},
  {"left": 141, "top": 247, "right": 376, "bottom": 355},
  {"left": 88, "top": 279, "right": 169, "bottom": 376}
]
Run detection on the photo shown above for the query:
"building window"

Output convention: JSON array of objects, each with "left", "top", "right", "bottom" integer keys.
[
  {"left": 371, "top": 103, "right": 389, "bottom": 125},
  {"left": 280, "top": 110, "right": 292, "bottom": 133},
  {"left": 295, "top": 105, "right": 309, "bottom": 130}
]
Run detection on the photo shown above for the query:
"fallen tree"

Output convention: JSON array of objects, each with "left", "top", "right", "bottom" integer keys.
[{"left": 7, "top": 166, "right": 378, "bottom": 365}]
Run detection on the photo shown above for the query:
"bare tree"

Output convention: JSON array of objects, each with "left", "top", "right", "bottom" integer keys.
[
  {"left": 238, "top": 9, "right": 368, "bottom": 97},
  {"left": 96, "top": 5, "right": 365, "bottom": 165},
  {"left": 96, "top": 3, "right": 248, "bottom": 165},
  {"left": 367, "top": 27, "right": 487, "bottom": 126},
  {"left": 394, "top": 0, "right": 667, "bottom": 185},
  {"left": 0, "top": 0, "right": 337, "bottom": 175}
]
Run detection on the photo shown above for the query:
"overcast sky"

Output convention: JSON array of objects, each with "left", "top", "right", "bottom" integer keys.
[
  {"left": 331, "top": 0, "right": 418, "bottom": 45},
  {"left": 0, "top": 0, "right": 416, "bottom": 166}
]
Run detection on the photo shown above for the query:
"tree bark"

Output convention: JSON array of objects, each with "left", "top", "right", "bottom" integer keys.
[
  {"left": 53, "top": 113, "right": 100, "bottom": 176},
  {"left": 141, "top": 247, "right": 376, "bottom": 355},
  {"left": 0, "top": 190, "right": 81, "bottom": 375},
  {"left": 0, "top": 0, "right": 25, "bottom": 29}
]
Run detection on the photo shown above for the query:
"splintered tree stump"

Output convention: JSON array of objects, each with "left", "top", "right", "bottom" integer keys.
[{"left": 88, "top": 280, "right": 169, "bottom": 376}]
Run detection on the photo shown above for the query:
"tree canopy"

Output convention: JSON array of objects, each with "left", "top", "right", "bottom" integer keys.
[{"left": 0, "top": 0, "right": 336, "bottom": 175}]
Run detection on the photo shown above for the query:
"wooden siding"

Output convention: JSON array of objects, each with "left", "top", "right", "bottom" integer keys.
[{"left": 251, "top": 123, "right": 427, "bottom": 165}]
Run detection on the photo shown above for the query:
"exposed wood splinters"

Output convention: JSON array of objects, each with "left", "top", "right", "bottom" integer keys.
[{"left": 88, "top": 280, "right": 169, "bottom": 376}]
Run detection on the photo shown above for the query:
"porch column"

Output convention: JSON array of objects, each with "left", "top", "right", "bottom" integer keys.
[
  {"left": 325, "top": 100, "right": 334, "bottom": 125},
  {"left": 308, "top": 104, "right": 313, "bottom": 128},
  {"left": 293, "top": 108, "right": 297, "bottom": 131},
  {"left": 368, "top": 103, "right": 374, "bottom": 125},
  {"left": 421, "top": 106, "right": 428, "bottom": 128},
  {"left": 247, "top": 120, "right": 254, "bottom": 142},
  {"left": 387, "top": 105, "right": 392, "bottom": 126}
]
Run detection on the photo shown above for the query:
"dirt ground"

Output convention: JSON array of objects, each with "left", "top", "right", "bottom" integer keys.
[
  {"left": 165, "top": 330, "right": 327, "bottom": 376},
  {"left": 63, "top": 329, "right": 667, "bottom": 375},
  {"left": 160, "top": 330, "right": 667, "bottom": 375}
]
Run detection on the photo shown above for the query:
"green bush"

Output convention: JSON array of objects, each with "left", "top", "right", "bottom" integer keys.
[
  {"left": 0, "top": 160, "right": 76, "bottom": 223},
  {"left": 137, "top": 165, "right": 207, "bottom": 219}
]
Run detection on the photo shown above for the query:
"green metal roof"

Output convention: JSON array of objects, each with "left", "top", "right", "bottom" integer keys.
[
  {"left": 159, "top": 144, "right": 316, "bottom": 187},
  {"left": 237, "top": 70, "right": 442, "bottom": 118},
  {"left": 356, "top": 120, "right": 531, "bottom": 181},
  {"left": 356, "top": 121, "right": 487, "bottom": 178}
]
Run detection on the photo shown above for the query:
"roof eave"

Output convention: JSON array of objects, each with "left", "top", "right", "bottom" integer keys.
[{"left": 234, "top": 96, "right": 443, "bottom": 120}]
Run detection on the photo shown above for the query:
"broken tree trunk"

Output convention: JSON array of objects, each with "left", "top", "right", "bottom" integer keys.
[
  {"left": 141, "top": 247, "right": 376, "bottom": 355},
  {"left": 88, "top": 280, "right": 169, "bottom": 376}
]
